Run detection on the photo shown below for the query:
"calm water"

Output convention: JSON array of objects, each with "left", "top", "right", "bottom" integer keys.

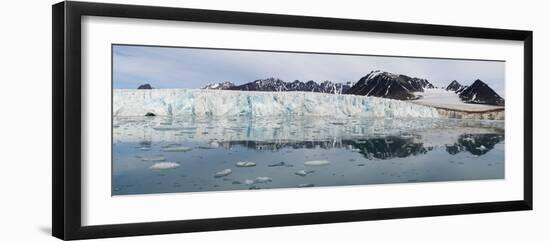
[{"left": 112, "top": 116, "right": 504, "bottom": 195}]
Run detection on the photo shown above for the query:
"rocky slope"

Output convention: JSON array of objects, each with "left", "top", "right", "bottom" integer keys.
[{"left": 345, "top": 70, "right": 434, "bottom": 100}]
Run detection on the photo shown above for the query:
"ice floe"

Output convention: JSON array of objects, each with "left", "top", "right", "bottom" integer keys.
[
  {"left": 209, "top": 141, "right": 220, "bottom": 148},
  {"left": 235, "top": 161, "right": 256, "bottom": 167},
  {"left": 150, "top": 162, "right": 180, "bottom": 170},
  {"left": 268, "top": 161, "right": 285, "bottom": 167},
  {"left": 141, "top": 156, "right": 166, "bottom": 162},
  {"left": 214, "top": 169, "right": 232, "bottom": 178},
  {"left": 254, "top": 176, "right": 273, "bottom": 183},
  {"left": 304, "top": 160, "right": 330, "bottom": 166},
  {"left": 294, "top": 170, "right": 315, "bottom": 176},
  {"left": 161, "top": 147, "right": 193, "bottom": 152},
  {"left": 244, "top": 177, "right": 273, "bottom": 184}
]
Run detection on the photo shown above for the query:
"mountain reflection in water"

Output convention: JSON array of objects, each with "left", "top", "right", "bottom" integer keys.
[
  {"left": 201, "top": 133, "right": 504, "bottom": 160},
  {"left": 112, "top": 116, "right": 505, "bottom": 195}
]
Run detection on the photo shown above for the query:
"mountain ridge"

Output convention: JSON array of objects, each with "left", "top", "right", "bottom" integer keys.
[
  {"left": 458, "top": 79, "right": 505, "bottom": 106},
  {"left": 345, "top": 70, "right": 434, "bottom": 100},
  {"left": 203, "top": 78, "right": 354, "bottom": 94},
  {"left": 199, "top": 71, "right": 504, "bottom": 106}
]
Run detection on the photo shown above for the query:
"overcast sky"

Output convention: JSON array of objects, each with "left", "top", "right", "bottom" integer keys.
[{"left": 113, "top": 45, "right": 505, "bottom": 95}]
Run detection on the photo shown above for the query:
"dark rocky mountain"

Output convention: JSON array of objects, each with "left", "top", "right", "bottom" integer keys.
[
  {"left": 455, "top": 85, "right": 468, "bottom": 93},
  {"left": 202, "top": 81, "right": 235, "bottom": 90},
  {"left": 203, "top": 78, "right": 354, "bottom": 94},
  {"left": 458, "top": 79, "right": 505, "bottom": 106},
  {"left": 446, "top": 80, "right": 464, "bottom": 92},
  {"left": 345, "top": 70, "right": 434, "bottom": 100},
  {"left": 137, "top": 84, "right": 153, "bottom": 89},
  {"left": 229, "top": 78, "right": 289, "bottom": 92},
  {"left": 446, "top": 80, "right": 469, "bottom": 93}
]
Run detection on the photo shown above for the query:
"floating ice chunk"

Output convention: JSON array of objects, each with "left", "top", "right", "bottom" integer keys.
[
  {"left": 210, "top": 141, "right": 220, "bottom": 148},
  {"left": 295, "top": 170, "right": 307, "bottom": 176},
  {"left": 268, "top": 161, "right": 285, "bottom": 167},
  {"left": 161, "top": 143, "right": 181, "bottom": 148},
  {"left": 294, "top": 170, "right": 315, "bottom": 176},
  {"left": 214, "top": 169, "right": 232, "bottom": 178},
  {"left": 244, "top": 177, "right": 273, "bottom": 185},
  {"left": 254, "top": 176, "right": 272, "bottom": 183},
  {"left": 139, "top": 147, "right": 151, "bottom": 151},
  {"left": 298, "top": 184, "right": 315, "bottom": 188},
  {"left": 235, "top": 161, "right": 256, "bottom": 167},
  {"left": 304, "top": 160, "right": 330, "bottom": 166},
  {"left": 150, "top": 162, "right": 180, "bottom": 170},
  {"left": 141, "top": 156, "right": 166, "bottom": 162},
  {"left": 162, "top": 147, "right": 193, "bottom": 152}
]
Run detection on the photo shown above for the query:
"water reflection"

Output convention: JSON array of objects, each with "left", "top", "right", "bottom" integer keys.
[
  {"left": 113, "top": 115, "right": 504, "bottom": 145},
  {"left": 446, "top": 134, "right": 504, "bottom": 156},
  {"left": 204, "top": 132, "right": 504, "bottom": 160},
  {"left": 112, "top": 116, "right": 505, "bottom": 195}
]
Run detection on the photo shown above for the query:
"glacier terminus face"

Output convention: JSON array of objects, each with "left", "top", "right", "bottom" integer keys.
[{"left": 113, "top": 89, "right": 440, "bottom": 118}]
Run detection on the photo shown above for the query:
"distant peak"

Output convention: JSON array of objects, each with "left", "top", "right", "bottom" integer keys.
[
  {"left": 138, "top": 83, "right": 153, "bottom": 89},
  {"left": 472, "top": 79, "right": 486, "bottom": 84},
  {"left": 458, "top": 79, "right": 504, "bottom": 106}
]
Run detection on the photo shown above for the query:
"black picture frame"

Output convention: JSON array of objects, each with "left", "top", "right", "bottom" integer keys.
[{"left": 52, "top": 1, "right": 533, "bottom": 240}]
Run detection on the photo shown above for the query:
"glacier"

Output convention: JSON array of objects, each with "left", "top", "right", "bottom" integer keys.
[{"left": 113, "top": 89, "right": 440, "bottom": 118}]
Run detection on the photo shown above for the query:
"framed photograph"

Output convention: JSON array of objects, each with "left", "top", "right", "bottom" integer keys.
[{"left": 52, "top": 1, "right": 533, "bottom": 240}]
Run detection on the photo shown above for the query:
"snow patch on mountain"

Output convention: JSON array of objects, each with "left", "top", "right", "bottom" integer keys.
[
  {"left": 202, "top": 81, "right": 235, "bottom": 90},
  {"left": 411, "top": 88, "right": 504, "bottom": 112}
]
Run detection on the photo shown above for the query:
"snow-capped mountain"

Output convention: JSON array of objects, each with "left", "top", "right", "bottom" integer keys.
[
  {"left": 202, "top": 81, "right": 235, "bottom": 90},
  {"left": 445, "top": 80, "right": 464, "bottom": 92},
  {"left": 203, "top": 78, "right": 354, "bottom": 94},
  {"left": 458, "top": 79, "right": 504, "bottom": 106},
  {"left": 445, "top": 80, "right": 469, "bottom": 94},
  {"left": 346, "top": 70, "right": 434, "bottom": 100},
  {"left": 229, "top": 78, "right": 289, "bottom": 91}
]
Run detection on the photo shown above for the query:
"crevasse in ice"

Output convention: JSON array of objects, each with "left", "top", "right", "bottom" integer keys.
[{"left": 113, "top": 89, "right": 440, "bottom": 118}]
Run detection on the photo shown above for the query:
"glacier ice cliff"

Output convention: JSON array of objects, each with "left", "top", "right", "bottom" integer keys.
[{"left": 113, "top": 89, "right": 440, "bottom": 118}]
